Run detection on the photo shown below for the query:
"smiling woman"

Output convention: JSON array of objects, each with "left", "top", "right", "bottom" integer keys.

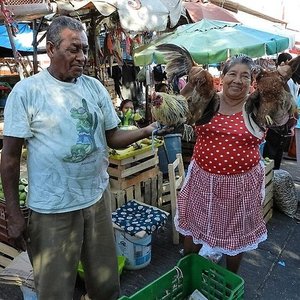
[{"left": 175, "top": 54, "right": 268, "bottom": 275}]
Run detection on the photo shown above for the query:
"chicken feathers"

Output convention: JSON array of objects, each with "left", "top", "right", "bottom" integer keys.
[
  {"left": 156, "top": 44, "right": 194, "bottom": 83},
  {"left": 156, "top": 44, "right": 219, "bottom": 125},
  {"left": 150, "top": 92, "right": 189, "bottom": 127},
  {"left": 246, "top": 55, "right": 300, "bottom": 130}
]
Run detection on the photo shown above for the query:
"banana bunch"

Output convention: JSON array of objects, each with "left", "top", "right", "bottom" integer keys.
[
  {"left": 0, "top": 177, "right": 28, "bottom": 207},
  {"left": 108, "top": 138, "right": 159, "bottom": 159}
]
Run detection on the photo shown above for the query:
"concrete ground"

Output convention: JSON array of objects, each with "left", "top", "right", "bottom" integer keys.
[{"left": 238, "top": 157, "right": 300, "bottom": 300}]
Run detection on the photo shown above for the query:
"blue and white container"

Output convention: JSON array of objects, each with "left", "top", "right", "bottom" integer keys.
[{"left": 114, "top": 229, "right": 152, "bottom": 270}]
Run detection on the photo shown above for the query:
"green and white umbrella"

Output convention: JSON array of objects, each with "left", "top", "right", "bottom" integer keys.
[{"left": 134, "top": 19, "right": 290, "bottom": 66}]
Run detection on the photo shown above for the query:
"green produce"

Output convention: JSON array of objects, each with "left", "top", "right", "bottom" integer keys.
[
  {"left": 19, "top": 184, "right": 26, "bottom": 191},
  {"left": 0, "top": 177, "right": 29, "bottom": 206},
  {"left": 19, "top": 192, "right": 27, "bottom": 201},
  {"left": 20, "top": 178, "right": 28, "bottom": 185}
]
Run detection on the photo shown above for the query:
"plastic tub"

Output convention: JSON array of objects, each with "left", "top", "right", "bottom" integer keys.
[
  {"left": 114, "top": 228, "right": 152, "bottom": 270},
  {"left": 158, "top": 133, "right": 182, "bottom": 174}
]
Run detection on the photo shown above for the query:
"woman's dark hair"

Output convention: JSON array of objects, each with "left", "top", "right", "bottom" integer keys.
[
  {"left": 119, "top": 99, "right": 133, "bottom": 111},
  {"left": 222, "top": 54, "right": 255, "bottom": 76},
  {"left": 46, "top": 16, "right": 85, "bottom": 47}
]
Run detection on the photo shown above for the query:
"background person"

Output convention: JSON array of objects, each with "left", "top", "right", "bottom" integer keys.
[
  {"left": 118, "top": 99, "right": 143, "bottom": 127},
  {"left": 177, "top": 55, "right": 267, "bottom": 273},
  {"left": 0, "top": 16, "right": 162, "bottom": 300}
]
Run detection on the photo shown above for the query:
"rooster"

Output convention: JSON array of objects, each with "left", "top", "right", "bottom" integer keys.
[
  {"left": 156, "top": 44, "right": 220, "bottom": 125},
  {"left": 245, "top": 55, "right": 300, "bottom": 130},
  {"left": 150, "top": 92, "right": 189, "bottom": 127}
]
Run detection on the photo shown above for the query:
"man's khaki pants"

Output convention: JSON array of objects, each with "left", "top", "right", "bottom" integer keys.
[{"left": 27, "top": 189, "right": 120, "bottom": 300}]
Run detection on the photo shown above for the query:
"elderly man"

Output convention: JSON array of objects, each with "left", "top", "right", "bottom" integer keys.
[{"left": 1, "top": 16, "right": 160, "bottom": 300}]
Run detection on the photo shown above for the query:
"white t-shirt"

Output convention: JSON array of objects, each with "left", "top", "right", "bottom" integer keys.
[{"left": 4, "top": 69, "right": 120, "bottom": 213}]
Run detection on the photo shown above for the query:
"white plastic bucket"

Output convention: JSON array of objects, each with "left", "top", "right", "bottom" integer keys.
[{"left": 114, "top": 229, "right": 152, "bottom": 270}]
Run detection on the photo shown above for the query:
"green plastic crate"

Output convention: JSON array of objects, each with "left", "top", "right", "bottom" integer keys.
[{"left": 119, "top": 254, "right": 244, "bottom": 300}]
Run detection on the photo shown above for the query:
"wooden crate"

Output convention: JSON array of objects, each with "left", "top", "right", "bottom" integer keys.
[
  {"left": 0, "top": 242, "right": 19, "bottom": 271},
  {"left": 263, "top": 159, "right": 274, "bottom": 224},
  {"left": 110, "top": 172, "right": 163, "bottom": 212},
  {"left": 108, "top": 148, "right": 159, "bottom": 190},
  {"left": 158, "top": 178, "right": 173, "bottom": 213}
]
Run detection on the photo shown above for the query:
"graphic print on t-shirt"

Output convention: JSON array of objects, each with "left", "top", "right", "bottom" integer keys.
[{"left": 63, "top": 98, "right": 98, "bottom": 162}]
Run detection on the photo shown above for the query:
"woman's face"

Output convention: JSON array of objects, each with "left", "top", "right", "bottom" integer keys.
[{"left": 222, "top": 63, "right": 251, "bottom": 100}]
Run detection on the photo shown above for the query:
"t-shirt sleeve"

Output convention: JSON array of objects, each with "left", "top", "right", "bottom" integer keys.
[{"left": 3, "top": 86, "right": 33, "bottom": 139}]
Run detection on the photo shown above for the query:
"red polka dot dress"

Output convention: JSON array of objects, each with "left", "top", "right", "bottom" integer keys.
[{"left": 175, "top": 111, "right": 267, "bottom": 255}]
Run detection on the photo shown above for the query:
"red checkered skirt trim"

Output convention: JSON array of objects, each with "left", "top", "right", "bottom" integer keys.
[{"left": 175, "top": 160, "right": 267, "bottom": 255}]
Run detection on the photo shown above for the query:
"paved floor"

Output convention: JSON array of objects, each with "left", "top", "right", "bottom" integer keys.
[
  {"left": 0, "top": 157, "right": 299, "bottom": 300},
  {"left": 119, "top": 156, "right": 300, "bottom": 300}
]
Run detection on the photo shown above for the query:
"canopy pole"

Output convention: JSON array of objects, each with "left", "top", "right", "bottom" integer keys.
[
  {"left": 32, "top": 19, "right": 38, "bottom": 74},
  {"left": 0, "top": 0, "right": 24, "bottom": 79},
  {"left": 5, "top": 24, "right": 24, "bottom": 79},
  {"left": 32, "top": 17, "right": 46, "bottom": 74}
]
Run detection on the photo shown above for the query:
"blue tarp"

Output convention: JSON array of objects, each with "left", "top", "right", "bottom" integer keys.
[{"left": 0, "top": 23, "right": 35, "bottom": 52}]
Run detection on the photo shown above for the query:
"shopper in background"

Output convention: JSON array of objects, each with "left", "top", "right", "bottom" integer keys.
[
  {"left": 263, "top": 52, "right": 299, "bottom": 169},
  {"left": 1, "top": 16, "right": 163, "bottom": 300},
  {"left": 118, "top": 99, "right": 143, "bottom": 127},
  {"left": 177, "top": 54, "right": 267, "bottom": 274}
]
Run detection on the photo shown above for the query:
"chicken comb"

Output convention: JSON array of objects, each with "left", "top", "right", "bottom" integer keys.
[{"left": 156, "top": 44, "right": 195, "bottom": 82}]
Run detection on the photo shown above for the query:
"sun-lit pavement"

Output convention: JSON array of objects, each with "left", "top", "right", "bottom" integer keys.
[{"left": 238, "top": 157, "right": 300, "bottom": 300}]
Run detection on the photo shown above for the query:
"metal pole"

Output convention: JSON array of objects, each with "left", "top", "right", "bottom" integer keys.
[
  {"left": 5, "top": 24, "right": 23, "bottom": 79},
  {"left": 32, "top": 19, "right": 38, "bottom": 74},
  {"left": 0, "top": 0, "right": 23, "bottom": 79}
]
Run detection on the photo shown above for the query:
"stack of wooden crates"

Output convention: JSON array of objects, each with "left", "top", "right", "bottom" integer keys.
[{"left": 108, "top": 146, "right": 163, "bottom": 211}]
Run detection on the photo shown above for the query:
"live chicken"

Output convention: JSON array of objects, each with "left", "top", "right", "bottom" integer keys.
[
  {"left": 156, "top": 44, "right": 220, "bottom": 125},
  {"left": 156, "top": 44, "right": 300, "bottom": 130},
  {"left": 150, "top": 92, "right": 189, "bottom": 127},
  {"left": 245, "top": 55, "right": 300, "bottom": 130}
]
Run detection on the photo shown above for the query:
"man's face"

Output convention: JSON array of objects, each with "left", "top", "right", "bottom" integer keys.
[{"left": 47, "top": 28, "right": 89, "bottom": 82}]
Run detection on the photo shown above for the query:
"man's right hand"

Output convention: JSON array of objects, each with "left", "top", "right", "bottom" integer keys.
[{"left": 7, "top": 211, "right": 27, "bottom": 251}]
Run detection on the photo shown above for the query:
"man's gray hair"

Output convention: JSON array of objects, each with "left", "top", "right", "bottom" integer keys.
[{"left": 46, "top": 16, "right": 85, "bottom": 47}]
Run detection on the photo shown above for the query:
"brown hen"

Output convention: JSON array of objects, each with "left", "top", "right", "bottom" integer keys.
[
  {"left": 156, "top": 44, "right": 220, "bottom": 125},
  {"left": 246, "top": 55, "right": 300, "bottom": 130}
]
